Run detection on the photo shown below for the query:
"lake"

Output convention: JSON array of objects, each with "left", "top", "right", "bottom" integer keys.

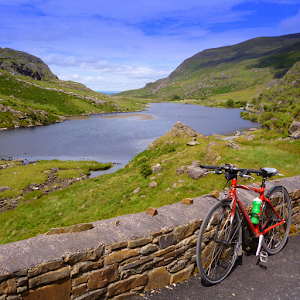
[{"left": 0, "top": 103, "right": 259, "bottom": 174}]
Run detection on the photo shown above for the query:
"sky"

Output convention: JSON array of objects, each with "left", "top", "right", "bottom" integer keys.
[{"left": 1, "top": 1, "right": 300, "bottom": 92}]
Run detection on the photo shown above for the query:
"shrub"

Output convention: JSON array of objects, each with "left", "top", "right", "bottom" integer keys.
[
  {"left": 171, "top": 94, "right": 181, "bottom": 101},
  {"left": 139, "top": 162, "right": 152, "bottom": 178},
  {"left": 226, "top": 99, "right": 234, "bottom": 108}
]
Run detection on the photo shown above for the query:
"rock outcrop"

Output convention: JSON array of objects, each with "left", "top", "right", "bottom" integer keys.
[
  {"left": 289, "top": 121, "right": 300, "bottom": 139},
  {"left": 170, "top": 121, "right": 197, "bottom": 137},
  {"left": 0, "top": 47, "right": 58, "bottom": 80}
]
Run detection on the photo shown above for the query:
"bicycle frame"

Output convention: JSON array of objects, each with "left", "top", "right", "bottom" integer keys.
[{"left": 228, "top": 178, "right": 285, "bottom": 238}]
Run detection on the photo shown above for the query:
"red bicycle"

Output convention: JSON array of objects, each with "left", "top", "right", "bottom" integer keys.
[{"left": 196, "top": 164, "right": 292, "bottom": 285}]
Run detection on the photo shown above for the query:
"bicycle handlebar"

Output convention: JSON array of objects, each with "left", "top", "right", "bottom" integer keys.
[{"left": 199, "top": 164, "right": 275, "bottom": 177}]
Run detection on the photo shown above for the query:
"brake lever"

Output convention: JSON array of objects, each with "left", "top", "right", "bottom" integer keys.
[
  {"left": 205, "top": 171, "right": 217, "bottom": 175},
  {"left": 241, "top": 174, "right": 255, "bottom": 180}
]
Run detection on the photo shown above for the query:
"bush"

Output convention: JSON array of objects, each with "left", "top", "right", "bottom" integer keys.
[
  {"left": 139, "top": 163, "right": 152, "bottom": 178},
  {"left": 171, "top": 94, "right": 181, "bottom": 101},
  {"left": 226, "top": 99, "right": 234, "bottom": 108}
]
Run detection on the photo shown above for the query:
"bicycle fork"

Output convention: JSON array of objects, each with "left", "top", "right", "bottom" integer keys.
[{"left": 256, "top": 235, "right": 268, "bottom": 263}]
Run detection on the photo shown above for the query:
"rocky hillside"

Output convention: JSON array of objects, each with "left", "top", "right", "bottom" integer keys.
[
  {"left": 0, "top": 48, "right": 145, "bottom": 129},
  {"left": 0, "top": 47, "right": 58, "bottom": 80},
  {"left": 241, "top": 61, "right": 300, "bottom": 135},
  {"left": 119, "top": 33, "right": 300, "bottom": 101}
]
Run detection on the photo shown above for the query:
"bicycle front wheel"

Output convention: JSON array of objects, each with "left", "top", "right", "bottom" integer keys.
[
  {"left": 261, "top": 185, "right": 291, "bottom": 255},
  {"left": 196, "top": 199, "right": 242, "bottom": 285}
]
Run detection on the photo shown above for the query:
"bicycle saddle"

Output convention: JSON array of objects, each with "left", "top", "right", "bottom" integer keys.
[{"left": 261, "top": 167, "right": 278, "bottom": 177}]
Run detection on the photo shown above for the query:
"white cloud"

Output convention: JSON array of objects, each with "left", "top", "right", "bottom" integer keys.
[
  {"left": 279, "top": 10, "right": 300, "bottom": 33},
  {"left": 1, "top": 0, "right": 300, "bottom": 92}
]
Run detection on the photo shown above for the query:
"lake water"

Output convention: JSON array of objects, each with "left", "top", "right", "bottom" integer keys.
[{"left": 0, "top": 103, "right": 259, "bottom": 174}]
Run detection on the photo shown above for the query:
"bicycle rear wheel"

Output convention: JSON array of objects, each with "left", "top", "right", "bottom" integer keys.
[
  {"left": 196, "top": 199, "right": 242, "bottom": 285},
  {"left": 261, "top": 185, "right": 291, "bottom": 255}
]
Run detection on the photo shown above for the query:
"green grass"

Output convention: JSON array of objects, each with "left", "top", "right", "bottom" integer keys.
[
  {"left": 0, "top": 129, "right": 299, "bottom": 244},
  {"left": 0, "top": 160, "right": 113, "bottom": 199}
]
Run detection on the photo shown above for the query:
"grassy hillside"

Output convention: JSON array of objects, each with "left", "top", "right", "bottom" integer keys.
[
  {"left": 240, "top": 61, "right": 300, "bottom": 135},
  {"left": 0, "top": 48, "right": 148, "bottom": 129},
  {"left": 119, "top": 33, "right": 300, "bottom": 102},
  {"left": 1, "top": 125, "right": 299, "bottom": 244}
]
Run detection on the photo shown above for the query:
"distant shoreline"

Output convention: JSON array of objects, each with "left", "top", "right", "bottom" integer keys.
[{"left": 97, "top": 91, "right": 122, "bottom": 95}]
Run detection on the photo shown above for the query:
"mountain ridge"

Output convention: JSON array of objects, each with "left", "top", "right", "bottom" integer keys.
[{"left": 119, "top": 33, "right": 300, "bottom": 100}]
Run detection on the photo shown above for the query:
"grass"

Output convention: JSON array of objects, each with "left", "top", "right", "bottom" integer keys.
[
  {"left": 0, "top": 160, "right": 113, "bottom": 198},
  {"left": 0, "top": 129, "right": 299, "bottom": 244}
]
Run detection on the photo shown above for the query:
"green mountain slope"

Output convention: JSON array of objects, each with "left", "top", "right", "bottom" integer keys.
[
  {"left": 0, "top": 48, "right": 145, "bottom": 129},
  {"left": 241, "top": 61, "right": 300, "bottom": 135},
  {"left": 119, "top": 33, "right": 300, "bottom": 101}
]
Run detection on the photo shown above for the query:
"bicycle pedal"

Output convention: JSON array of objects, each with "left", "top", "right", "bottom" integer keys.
[{"left": 259, "top": 251, "right": 268, "bottom": 263}]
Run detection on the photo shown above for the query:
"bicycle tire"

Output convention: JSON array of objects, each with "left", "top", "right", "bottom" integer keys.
[
  {"left": 196, "top": 199, "right": 242, "bottom": 285},
  {"left": 261, "top": 185, "right": 291, "bottom": 255}
]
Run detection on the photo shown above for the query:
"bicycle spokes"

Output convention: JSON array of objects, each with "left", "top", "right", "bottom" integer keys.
[{"left": 197, "top": 200, "right": 241, "bottom": 283}]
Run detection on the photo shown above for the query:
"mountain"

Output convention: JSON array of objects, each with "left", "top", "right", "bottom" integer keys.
[
  {"left": 0, "top": 48, "right": 144, "bottom": 129},
  {"left": 0, "top": 48, "right": 57, "bottom": 80},
  {"left": 119, "top": 33, "right": 300, "bottom": 101}
]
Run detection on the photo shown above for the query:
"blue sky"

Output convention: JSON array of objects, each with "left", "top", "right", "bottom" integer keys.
[{"left": 1, "top": 0, "right": 300, "bottom": 92}]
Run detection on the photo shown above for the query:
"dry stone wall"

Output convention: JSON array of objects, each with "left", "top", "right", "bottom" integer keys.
[{"left": 0, "top": 176, "right": 299, "bottom": 300}]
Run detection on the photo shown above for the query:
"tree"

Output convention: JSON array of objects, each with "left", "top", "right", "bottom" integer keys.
[{"left": 226, "top": 99, "right": 234, "bottom": 107}]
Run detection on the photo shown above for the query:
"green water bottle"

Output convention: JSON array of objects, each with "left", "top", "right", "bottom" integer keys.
[{"left": 251, "top": 197, "right": 262, "bottom": 224}]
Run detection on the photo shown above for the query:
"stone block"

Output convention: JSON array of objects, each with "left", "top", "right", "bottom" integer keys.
[
  {"left": 75, "top": 288, "right": 107, "bottom": 300},
  {"left": 105, "top": 249, "right": 139, "bottom": 266},
  {"left": 128, "top": 237, "right": 153, "bottom": 248},
  {"left": 147, "top": 207, "right": 158, "bottom": 216},
  {"left": 29, "top": 266, "right": 70, "bottom": 288},
  {"left": 163, "top": 248, "right": 185, "bottom": 259},
  {"left": 45, "top": 223, "right": 94, "bottom": 235},
  {"left": 176, "top": 235, "right": 197, "bottom": 249},
  {"left": 157, "top": 257, "right": 175, "bottom": 267},
  {"left": 152, "top": 245, "right": 175, "bottom": 257},
  {"left": 170, "top": 264, "right": 195, "bottom": 284},
  {"left": 167, "top": 259, "right": 188, "bottom": 273},
  {"left": 16, "top": 277, "right": 28, "bottom": 287},
  {"left": 108, "top": 274, "right": 148, "bottom": 297},
  {"left": 23, "top": 278, "right": 71, "bottom": 300},
  {"left": 292, "top": 212, "right": 300, "bottom": 224},
  {"left": 139, "top": 244, "right": 158, "bottom": 255},
  {"left": 28, "top": 259, "right": 64, "bottom": 278},
  {"left": 174, "top": 223, "right": 196, "bottom": 242},
  {"left": 157, "top": 233, "right": 176, "bottom": 249},
  {"left": 64, "top": 247, "right": 103, "bottom": 264},
  {"left": 120, "top": 257, "right": 152, "bottom": 272},
  {"left": 0, "top": 278, "right": 17, "bottom": 295},
  {"left": 209, "top": 190, "right": 219, "bottom": 198},
  {"left": 72, "top": 283, "right": 87, "bottom": 297},
  {"left": 113, "top": 293, "right": 135, "bottom": 300},
  {"left": 71, "top": 260, "right": 104, "bottom": 277},
  {"left": 182, "top": 198, "right": 193, "bottom": 205},
  {"left": 88, "top": 264, "right": 119, "bottom": 290},
  {"left": 73, "top": 275, "right": 88, "bottom": 286},
  {"left": 145, "top": 267, "right": 169, "bottom": 291},
  {"left": 292, "top": 189, "right": 300, "bottom": 200},
  {"left": 109, "top": 241, "right": 128, "bottom": 251}
]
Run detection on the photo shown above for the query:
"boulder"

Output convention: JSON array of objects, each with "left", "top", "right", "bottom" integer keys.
[
  {"left": 187, "top": 165, "right": 206, "bottom": 179},
  {"left": 170, "top": 121, "right": 197, "bottom": 137},
  {"left": 289, "top": 121, "right": 300, "bottom": 139},
  {"left": 187, "top": 140, "right": 200, "bottom": 146},
  {"left": 176, "top": 166, "right": 186, "bottom": 175},
  {"left": 152, "top": 163, "right": 163, "bottom": 173},
  {"left": 225, "top": 141, "right": 242, "bottom": 150}
]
